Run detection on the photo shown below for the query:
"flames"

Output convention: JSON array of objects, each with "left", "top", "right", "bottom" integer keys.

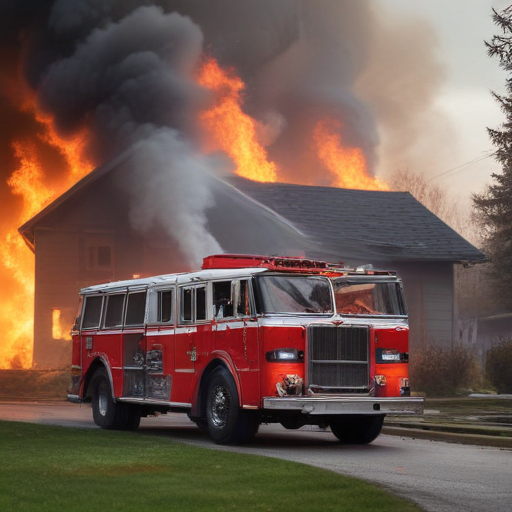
[
  {"left": 0, "top": 98, "right": 94, "bottom": 369},
  {"left": 313, "top": 118, "right": 389, "bottom": 191},
  {"left": 1, "top": 56, "right": 388, "bottom": 368},
  {"left": 198, "top": 58, "right": 387, "bottom": 190},
  {"left": 198, "top": 58, "right": 278, "bottom": 183}
]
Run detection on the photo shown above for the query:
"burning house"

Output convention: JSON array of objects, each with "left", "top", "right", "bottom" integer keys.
[
  {"left": 0, "top": 1, "right": 484, "bottom": 369},
  {"left": 18, "top": 147, "right": 484, "bottom": 368}
]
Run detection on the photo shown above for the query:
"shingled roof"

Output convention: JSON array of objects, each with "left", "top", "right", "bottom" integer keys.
[
  {"left": 229, "top": 177, "right": 485, "bottom": 264},
  {"left": 18, "top": 140, "right": 485, "bottom": 265}
]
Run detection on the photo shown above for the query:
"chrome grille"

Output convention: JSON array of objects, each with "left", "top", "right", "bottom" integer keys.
[{"left": 308, "top": 325, "right": 369, "bottom": 392}]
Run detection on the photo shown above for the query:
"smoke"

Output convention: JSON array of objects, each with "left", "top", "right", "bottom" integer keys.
[
  {"left": 0, "top": 0, "right": 449, "bottom": 264},
  {"left": 354, "top": 7, "right": 453, "bottom": 179},
  {"left": 119, "top": 129, "right": 223, "bottom": 266}
]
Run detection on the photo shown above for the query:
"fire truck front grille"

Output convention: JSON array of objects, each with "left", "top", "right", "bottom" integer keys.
[{"left": 307, "top": 325, "right": 370, "bottom": 393}]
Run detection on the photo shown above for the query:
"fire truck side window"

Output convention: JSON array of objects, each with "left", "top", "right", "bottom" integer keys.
[
  {"left": 235, "top": 280, "right": 250, "bottom": 317},
  {"left": 213, "top": 281, "right": 233, "bottom": 319},
  {"left": 125, "top": 291, "right": 147, "bottom": 326},
  {"left": 179, "top": 286, "right": 207, "bottom": 323},
  {"left": 82, "top": 296, "right": 103, "bottom": 329},
  {"left": 196, "top": 286, "right": 206, "bottom": 321},
  {"left": 181, "top": 288, "right": 193, "bottom": 323},
  {"left": 158, "top": 290, "right": 173, "bottom": 323},
  {"left": 104, "top": 293, "right": 125, "bottom": 328}
]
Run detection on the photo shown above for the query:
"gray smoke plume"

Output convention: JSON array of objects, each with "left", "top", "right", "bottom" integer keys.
[{"left": 0, "top": 0, "right": 447, "bottom": 265}]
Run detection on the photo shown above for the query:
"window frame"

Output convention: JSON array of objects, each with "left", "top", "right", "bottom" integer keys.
[
  {"left": 178, "top": 284, "right": 209, "bottom": 325},
  {"left": 124, "top": 290, "right": 148, "bottom": 327},
  {"left": 81, "top": 295, "right": 104, "bottom": 330},
  {"left": 103, "top": 293, "right": 127, "bottom": 329}
]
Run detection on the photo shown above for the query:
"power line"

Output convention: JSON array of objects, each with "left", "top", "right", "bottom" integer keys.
[{"left": 426, "top": 151, "right": 497, "bottom": 183}]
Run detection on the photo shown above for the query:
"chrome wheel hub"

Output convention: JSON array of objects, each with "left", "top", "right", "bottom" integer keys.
[{"left": 211, "top": 385, "right": 229, "bottom": 428}]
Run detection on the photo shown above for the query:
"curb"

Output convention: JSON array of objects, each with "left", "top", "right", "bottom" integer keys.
[{"left": 382, "top": 426, "right": 512, "bottom": 449}]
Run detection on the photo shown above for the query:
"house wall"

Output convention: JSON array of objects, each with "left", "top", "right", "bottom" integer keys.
[
  {"left": 32, "top": 225, "right": 185, "bottom": 368},
  {"left": 394, "top": 262, "right": 455, "bottom": 350}
]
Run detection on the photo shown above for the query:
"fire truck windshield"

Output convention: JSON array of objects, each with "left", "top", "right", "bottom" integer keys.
[
  {"left": 332, "top": 279, "right": 406, "bottom": 316},
  {"left": 255, "top": 275, "right": 333, "bottom": 314}
]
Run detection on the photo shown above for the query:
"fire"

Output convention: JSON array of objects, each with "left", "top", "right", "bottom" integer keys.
[
  {"left": 313, "top": 118, "right": 389, "bottom": 191},
  {"left": 1, "top": 56, "right": 389, "bottom": 369},
  {"left": 0, "top": 105, "right": 94, "bottom": 369},
  {"left": 52, "top": 310, "right": 72, "bottom": 341},
  {"left": 198, "top": 58, "right": 278, "bottom": 183}
]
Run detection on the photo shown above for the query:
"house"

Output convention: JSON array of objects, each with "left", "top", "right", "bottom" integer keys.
[{"left": 19, "top": 149, "right": 485, "bottom": 368}]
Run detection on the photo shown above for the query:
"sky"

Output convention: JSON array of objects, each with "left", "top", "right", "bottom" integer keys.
[{"left": 382, "top": 0, "right": 511, "bottom": 204}]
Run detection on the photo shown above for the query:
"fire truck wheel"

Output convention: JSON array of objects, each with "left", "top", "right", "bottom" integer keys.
[
  {"left": 329, "top": 415, "right": 384, "bottom": 444},
  {"left": 206, "top": 367, "right": 259, "bottom": 445},
  {"left": 91, "top": 368, "right": 141, "bottom": 431}
]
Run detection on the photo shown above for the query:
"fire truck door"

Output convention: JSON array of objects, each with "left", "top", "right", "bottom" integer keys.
[
  {"left": 143, "top": 288, "right": 175, "bottom": 401},
  {"left": 173, "top": 286, "right": 208, "bottom": 403},
  {"left": 144, "top": 326, "right": 174, "bottom": 401},
  {"left": 213, "top": 280, "right": 260, "bottom": 404}
]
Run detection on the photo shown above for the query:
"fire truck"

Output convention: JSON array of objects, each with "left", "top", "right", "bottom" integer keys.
[{"left": 68, "top": 254, "right": 424, "bottom": 444}]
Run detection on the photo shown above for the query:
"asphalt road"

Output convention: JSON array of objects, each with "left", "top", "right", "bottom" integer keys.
[{"left": 0, "top": 401, "right": 511, "bottom": 512}]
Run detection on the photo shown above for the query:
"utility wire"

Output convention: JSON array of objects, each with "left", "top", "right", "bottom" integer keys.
[{"left": 426, "top": 151, "right": 497, "bottom": 183}]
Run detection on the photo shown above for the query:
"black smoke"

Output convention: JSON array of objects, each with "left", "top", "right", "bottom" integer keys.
[{"left": 0, "top": 0, "right": 446, "bottom": 263}]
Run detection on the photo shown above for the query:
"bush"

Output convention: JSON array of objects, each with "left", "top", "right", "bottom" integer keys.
[
  {"left": 486, "top": 338, "right": 512, "bottom": 394},
  {"left": 410, "top": 343, "right": 482, "bottom": 396}
]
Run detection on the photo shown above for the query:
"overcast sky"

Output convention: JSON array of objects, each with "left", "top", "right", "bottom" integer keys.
[{"left": 382, "top": 0, "right": 511, "bottom": 203}]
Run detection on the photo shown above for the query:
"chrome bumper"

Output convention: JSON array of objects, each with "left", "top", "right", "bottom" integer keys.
[{"left": 263, "top": 396, "right": 424, "bottom": 416}]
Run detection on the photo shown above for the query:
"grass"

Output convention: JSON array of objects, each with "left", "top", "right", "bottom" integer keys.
[{"left": 0, "top": 421, "right": 421, "bottom": 512}]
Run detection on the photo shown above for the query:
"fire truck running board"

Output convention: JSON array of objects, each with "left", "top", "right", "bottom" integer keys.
[{"left": 263, "top": 396, "right": 424, "bottom": 415}]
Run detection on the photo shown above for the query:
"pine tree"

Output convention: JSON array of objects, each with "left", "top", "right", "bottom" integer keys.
[{"left": 473, "top": 7, "right": 512, "bottom": 310}]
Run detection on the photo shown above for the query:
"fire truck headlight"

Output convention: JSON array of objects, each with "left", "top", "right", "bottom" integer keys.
[
  {"left": 266, "top": 348, "right": 304, "bottom": 362},
  {"left": 374, "top": 374, "right": 387, "bottom": 386}
]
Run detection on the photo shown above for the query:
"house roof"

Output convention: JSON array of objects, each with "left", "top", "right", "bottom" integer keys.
[
  {"left": 229, "top": 177, "right": 485, "bottom": 263},
  {"left": 18, "top": 145, "right": 485, "bottom": 264}
]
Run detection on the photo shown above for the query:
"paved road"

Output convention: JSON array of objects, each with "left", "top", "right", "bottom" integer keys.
[{"left": 1, "top": 401, "right": 511, "bottom": 512}]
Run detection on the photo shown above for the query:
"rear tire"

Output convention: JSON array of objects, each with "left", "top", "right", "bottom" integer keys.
[
  {"left": 206, "top": 367, "right": 259, "bottom": 445},
  {"left": 330, "top": 415, "right": 384, "bottom": 444},
  {"left": 91, "top": 368, "right": 140, "bottom": 431}
]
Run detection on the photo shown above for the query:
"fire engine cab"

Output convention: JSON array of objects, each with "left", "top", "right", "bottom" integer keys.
[{"left": 68, "top": 254, "right": 424, "bottom": 444}]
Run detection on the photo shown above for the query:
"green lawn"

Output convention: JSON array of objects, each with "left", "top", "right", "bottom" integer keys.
[{"left": 0, "top": 421, "right": 421, "bottom": 512}]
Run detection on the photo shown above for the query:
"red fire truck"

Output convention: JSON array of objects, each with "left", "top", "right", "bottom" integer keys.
[{"left": 68, "top": 254, "right": 423, "bottom": 444}]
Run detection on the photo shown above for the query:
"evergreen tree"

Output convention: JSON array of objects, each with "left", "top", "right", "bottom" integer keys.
[{"left": 473, "top": 7, "right": 512, "bottom": 310}]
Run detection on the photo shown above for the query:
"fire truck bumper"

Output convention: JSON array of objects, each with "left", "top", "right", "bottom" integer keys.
[{"left": 262, "top": 396, "right": 424, "bottom": 415}]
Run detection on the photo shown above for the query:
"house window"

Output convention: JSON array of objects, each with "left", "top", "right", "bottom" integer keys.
[{"left": 85, "top": 235, "right": 114, "bottom": 271}]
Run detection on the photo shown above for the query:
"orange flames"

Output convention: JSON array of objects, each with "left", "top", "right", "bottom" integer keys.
[
  {"left": 0, "top": 98, "right": 94, "bottom": 369},
  {"left": 198, "top": 58, "right": 278, "bottom": 183},
  {"left": 198, "top": 58, "right": 388, "bottom": 191},
  {"left": 313, "top": 118, "right": 389, "bottom": 191},
  {"left": 1, "top": 56, "right": 388, "bottom": 368}
]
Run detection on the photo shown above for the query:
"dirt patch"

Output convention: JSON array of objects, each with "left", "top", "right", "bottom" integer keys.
[{"left": 0, "top": 369, "right": 69, "bottom": 400}]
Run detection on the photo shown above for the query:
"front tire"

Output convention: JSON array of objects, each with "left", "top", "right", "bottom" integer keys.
[
  {"left": 206, "top": 367, "right": 258, "bottom": 445},
  {"left": 330, "top": 415, "right": 384, "bottom": 444},
  {"left": 91, "top": 368, "right": 140, "bottom": 431}
]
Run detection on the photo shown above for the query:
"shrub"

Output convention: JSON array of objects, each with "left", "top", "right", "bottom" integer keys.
[
  {"left": 485, "top": 338, "right": 512, "bottom": 394},
  {"left": 410, "top": 343, "right": 482, "bottom": 396}
]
